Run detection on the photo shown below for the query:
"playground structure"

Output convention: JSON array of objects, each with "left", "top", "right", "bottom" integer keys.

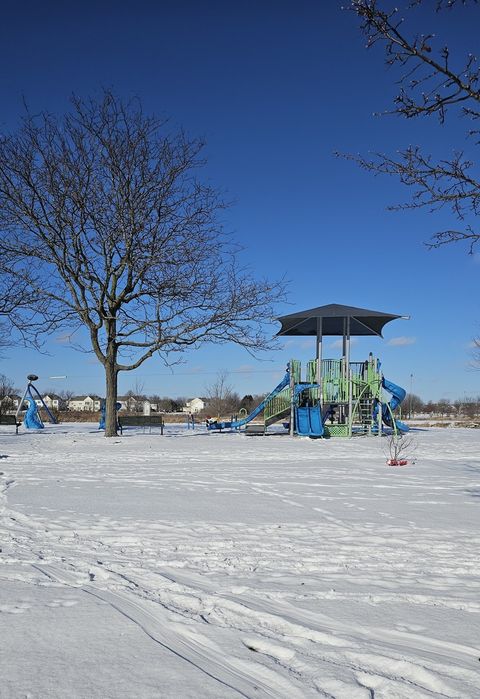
[
  {"left": 16, "top": 374, "right": 58, "bottom": 429},
  {"left": 207, "top": 304, "right": 410, "bottom": 438}
]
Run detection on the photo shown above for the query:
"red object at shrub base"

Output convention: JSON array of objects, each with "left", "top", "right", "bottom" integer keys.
[{"left": 387, "top": 459, "right": 409, "bottom": 466}]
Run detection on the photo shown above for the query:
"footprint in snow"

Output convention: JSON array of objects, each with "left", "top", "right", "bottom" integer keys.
[{"left": 46, "top": 598, "right": 80, "bottom": 608}]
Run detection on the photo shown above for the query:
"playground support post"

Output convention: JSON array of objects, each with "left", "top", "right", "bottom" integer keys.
[
  {"left": 346, "top": 316, "right": 353, "bottom": 438},
  {"left": 289, "top": 361, "right": 295, "bottom": 437},
  {"left": 15, "top": 384, "right": 30, "bottom": 425},
  {"left": 409, "top": 373, "right": 413, "bottom": 419},
  {"left": 316, "top": 317, "right": 323, "bottom": 408},
  {"left": 377, "top": 380, "right": 383, "bottom": 436}
]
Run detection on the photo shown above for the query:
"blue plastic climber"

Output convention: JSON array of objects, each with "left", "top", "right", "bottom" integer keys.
[{"left": 16, "top": 374, "right": 58, "bottom": 429}]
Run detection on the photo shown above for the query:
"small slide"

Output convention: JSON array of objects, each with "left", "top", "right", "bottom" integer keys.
[
  {"left": 381, "top": 377, "right": 409, "bottom": 433},
  {"left": 24, "top": 396, "right": 45, "bottom": 429},
  {"left": 207, "top": 371, "right": 290, "bottom": 431},
  {"left": 295, "top": 405, "right": 324, "bottom": 437}
]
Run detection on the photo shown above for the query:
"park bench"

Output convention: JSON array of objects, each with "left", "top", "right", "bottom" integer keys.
[
  {"left": 117, "top": 414, "right": 164, "bottom": 435},
  {"left": 0, "top": 414, "right": 22, "bottom": 435}
]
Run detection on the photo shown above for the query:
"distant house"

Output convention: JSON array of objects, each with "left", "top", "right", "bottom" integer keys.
[
  {"left": 42, "top": 394, "right": 66, "bottom": 410},
  {"left": 117, "top": 396, "right": 158, "bottom": 413},
  {"left": 0, "top": 394, "right": 21, "bottom": 412},
  {"left": 117, "top": 395, "right": 138, "bottom": 412},
  {"left": 68, "top": 395, "right": 102, "bottom": 412},
  {"left": 182, "top": 398, "right": 205, "bottom": 414}
]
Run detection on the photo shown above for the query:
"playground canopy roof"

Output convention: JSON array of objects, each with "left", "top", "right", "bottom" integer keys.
[{"left": 276, "top": 304, "right": 404, "bottom": 338}]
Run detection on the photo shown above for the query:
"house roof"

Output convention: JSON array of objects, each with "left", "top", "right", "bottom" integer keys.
[{"left": 69, "top": 395, "right": 101, "bottom": 401}]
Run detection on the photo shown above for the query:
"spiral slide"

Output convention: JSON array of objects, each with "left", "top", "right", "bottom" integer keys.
[{"left": 381, "top": 377, "right": 409, "bottom": 433}]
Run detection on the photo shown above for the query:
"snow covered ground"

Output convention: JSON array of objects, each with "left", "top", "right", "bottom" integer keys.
[{"left": 1, "top": 423, "right": 479, "bottom": 698}]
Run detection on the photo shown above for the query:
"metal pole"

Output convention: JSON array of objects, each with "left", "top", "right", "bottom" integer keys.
[
  {"left": 289, "top": 361, "right": 295, "bottom": 437},
  {"left": 346, "top": 317, "right": 352, "bottom": 437},
  {"left": 15, "top": 384, "right": 30, "bottom": 424},
  {"left": 377, "top": 356, "right": 382, "bottom": 437},
  {"left": 341, "top": 318, "right": 347, "bottom": 418},
  {"left": 409, "top": 373, "right": 413, "bottom": 418},
  {"left": 316, "top": 317, "right": 323, "bottom": 407}
]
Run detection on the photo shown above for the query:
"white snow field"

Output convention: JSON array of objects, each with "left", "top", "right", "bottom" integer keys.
[{"left": 1, "top": 424, "right": 479, "bottom": 699}]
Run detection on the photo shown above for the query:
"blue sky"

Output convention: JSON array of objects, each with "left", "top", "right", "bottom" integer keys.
[{"left": 1, "top": 1, "right": 478, "bottom": 402}]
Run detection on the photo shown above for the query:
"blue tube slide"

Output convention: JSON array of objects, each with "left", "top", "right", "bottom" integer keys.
[{"left": 381, "top": 377, "right": 409, "bottom": 433}]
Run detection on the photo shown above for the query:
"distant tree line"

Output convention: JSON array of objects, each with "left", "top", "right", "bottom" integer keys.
[
  {"left": 3, "top": 371, "right": 478, "bottom": 420},
  {"left": 400, "top": 393, "right": 480, "bottom": 420}
]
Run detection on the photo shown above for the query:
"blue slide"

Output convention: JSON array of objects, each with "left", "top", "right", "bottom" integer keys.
[
  {"left": 295, "top": 406, "right": 311, "bottom": 436},
  {"left": 24, "top": 395, "right": 45, "bottom": 429},
  {"left": 295, "top": 404, "right": 324, "bottom": 437},
  {"left": 380, "top": 377, "right": 409, "bottom": 433},
  {"left": 207, "top": 371, "right": 291, "bottom": 431}
]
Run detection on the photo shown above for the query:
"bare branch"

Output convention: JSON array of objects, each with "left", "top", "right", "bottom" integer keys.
[{"left": 346, "top": 1, "right": 480, "bottom": 250}]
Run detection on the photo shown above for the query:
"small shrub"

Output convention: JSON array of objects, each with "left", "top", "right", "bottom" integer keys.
[{"left": 384, "top": 434, "right": 416, "bottom": 464}]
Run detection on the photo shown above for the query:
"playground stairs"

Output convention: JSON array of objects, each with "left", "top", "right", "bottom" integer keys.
[
  {"left": 356, "top": 398, "right": 375, "bottom": 431},
  {"left": 264, "top": 385, "right": 291, "bottom": 427},
  {"left": 264, "top": 406, "right": 290, "bottom": 427}
]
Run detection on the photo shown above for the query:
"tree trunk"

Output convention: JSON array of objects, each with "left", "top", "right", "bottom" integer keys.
[{"left": 105, "top": 358, "right": 119, "bottom": 437}]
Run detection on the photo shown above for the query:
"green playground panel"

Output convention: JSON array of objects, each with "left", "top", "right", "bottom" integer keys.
[
  {"left": 306, "top": 358, "right": 382, "bottom": 403},
  {"left": 323, "top": 424, "right": 349, "bottom": 437},
  {"left": 263, "top": 356, "right": 386, "bottom": 434}
]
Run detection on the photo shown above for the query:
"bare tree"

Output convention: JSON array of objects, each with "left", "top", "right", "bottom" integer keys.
[
  {"left": 124, "top": 378, "right": 147, "bottom": 412},
  {"left": 148, "top": 394, "right": 173, "bottom": 412},
  {"left": 0, "top": 92, "right": 285, "bottom": 436},
  {"left": 132, "top": 377, "right": 145, "bottom": 399},
  {"left": 205, "top": 370, "right": 240, "bottom": 417},
  {"left": 172, "top": 397, "right": 187, "bottom": 412},
  {"left": 0, "top": 373, "right": 18, "bottom": 415},
  {"left": 402, "top": 393, "right": 424, "bottom": 418},
  {"left": 346, "top": 1, "right": 480, "bottom": 251},
  {"left": 122, "top": 390, "right": 140, "bottom": 413},
  {"left": 473, "top": 338, "right": 480, "bottom": 367},
  {"left": 56, "top": 389, "right": 74, "bottom": 410}
]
